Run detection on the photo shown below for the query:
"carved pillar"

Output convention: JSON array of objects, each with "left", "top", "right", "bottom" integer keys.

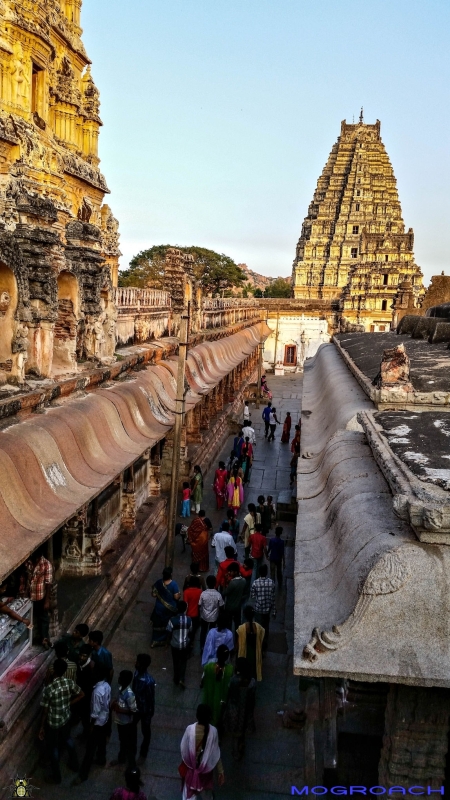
[
  {"left": 60, "top": 505, "right": 102, "bottom": 576},
  {"left": 148, "top": 444, "right": 161, "bottom": 496},
  {"left": 121, "top": 465, "right": 136, "bottom": 529},
  {"left": 200, "top": 395, "right": 210, "bottom": 431},
  {"left": 186, "top": 405, "right": 202, "bottom": 443},
  {"left": 161, "top": 427, "right": 188, "bottom": 492},
  {"left": 209, "top": 387, "right": 217, "bottom": 417},
  {"left": 379, "top": 684, "right": 450, "bottom": 788},
  {"left": 215, "top": 380, "right": 224, "bottom": 412}
]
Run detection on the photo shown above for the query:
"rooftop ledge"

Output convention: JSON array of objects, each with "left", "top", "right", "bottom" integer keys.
[{"left": 294, "top": 342, "right": 450, "bottom": 687}]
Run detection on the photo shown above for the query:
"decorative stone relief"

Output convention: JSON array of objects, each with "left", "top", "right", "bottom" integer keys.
[{"left": 302, "top": 549, "right": 411, "bottom": 663}]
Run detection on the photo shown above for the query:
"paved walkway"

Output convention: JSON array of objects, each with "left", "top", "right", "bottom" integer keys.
[{"left": 34, "top": 374, "right": 304, "bottom": 800}]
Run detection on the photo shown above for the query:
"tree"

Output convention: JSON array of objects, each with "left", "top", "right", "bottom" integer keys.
[
  {"left": 253, "top": 288, "right": 263, "bottom": 298},
  {"left": 118, "top": 245, "right": 245, "bottom": 296},
  {"left": 264, "top": 278, "right": 292, "bottom": 298}
]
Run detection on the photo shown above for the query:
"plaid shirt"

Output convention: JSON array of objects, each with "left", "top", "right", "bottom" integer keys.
[
  {"left": 40, "top": 677, "right": 82, "bottom": 728},
  {"left": 166, "top": 614, "right": 192, "bottom": 649},
  {"left": 250, "top": 577, "right": 275, "bottom": 614},
  {"left": 30, "top": 556, "right": 53, "bottom": 602}
]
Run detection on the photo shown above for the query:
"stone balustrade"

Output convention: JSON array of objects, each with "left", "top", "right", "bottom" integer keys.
[
  {"left": 201, "top": 297, "right": 261, "bottom": 329},
  {"left": 114, "top": 287, "right": 171, "bottom": 309},
  {"left": 115, "top": 290, "right": 262, "bottom": 345}
]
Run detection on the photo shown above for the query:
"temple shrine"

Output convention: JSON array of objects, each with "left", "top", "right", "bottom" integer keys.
[{"left": 292, "top": 113, "right": 424, "bottom": 332}]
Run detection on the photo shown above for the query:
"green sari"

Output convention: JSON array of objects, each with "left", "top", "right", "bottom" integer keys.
[{"left": 202, "top": 661, "right": 233, "bottom": 727}]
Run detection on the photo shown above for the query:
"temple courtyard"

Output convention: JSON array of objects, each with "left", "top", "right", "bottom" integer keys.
[{"left": 29, "top": 374, "right": 304, "bottom": 800}]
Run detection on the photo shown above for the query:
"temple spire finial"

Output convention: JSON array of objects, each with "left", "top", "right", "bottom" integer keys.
[{"left": 359, "top": 107, "right": 364, "bottom": 124}]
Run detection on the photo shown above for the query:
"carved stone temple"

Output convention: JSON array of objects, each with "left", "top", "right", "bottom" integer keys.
[
  {"left": 0, "top": 0, "right": 120, "bottom": 384},
  {"left": 291, "top": 115, "right": 424, "bottom": 333}
]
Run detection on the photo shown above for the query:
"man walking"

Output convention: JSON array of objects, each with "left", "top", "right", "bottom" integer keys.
[
  {"left": 212, "top": 522, "right": 237, "bottom": 572},
  {"left": 249, "top": 523, "right": 267, "bottom": 585},
  {"left": 242, "top": 419, "right": 256, "bottom": 445},
  {"left": 74, "top": 665, "right": 111, "bottom": 784},
  {"left": 133, "top": 653, "right": 156, "bottom": 762},
  {"left": 199, "top": 575, "right": 224, "bottom": 651},
  {"left": 268, "top": 526, "right": 285, "bottom": 590},
  {"left": 250, "top": 565, "right": 275, "bottom": 653},
  {"left": 268, "top": 407, "right": 280, "bottom": 442},
  {"left": 262, "top": 402, "right": 272, "bottom": 438},
  {"left": 166, "top": 600, "right": 192, "bottom": 689},
  {"left": 39, "top": 659, "right": 84, "bottom": 784},
  {"left": 223, "top": 563, "right": 246, "bottom": 633}
]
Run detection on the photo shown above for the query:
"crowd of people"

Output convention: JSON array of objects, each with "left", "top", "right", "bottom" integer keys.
[{"left": 34, "top": 387, "right": 300, "bottom": 798}]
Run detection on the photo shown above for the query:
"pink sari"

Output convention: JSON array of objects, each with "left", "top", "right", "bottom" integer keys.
[{"left": 180, "top": 722, "right": 221, "bottom": 800}]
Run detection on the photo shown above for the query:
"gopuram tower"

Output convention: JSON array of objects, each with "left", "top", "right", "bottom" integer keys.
[
  {"left": 292, "top": 113, "right": 423, "bottom": 331},
  {"left": 0, "top": 0, "right": 120, "bottom": 382}
]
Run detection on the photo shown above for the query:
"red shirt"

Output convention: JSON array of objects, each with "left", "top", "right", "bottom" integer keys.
[
  {"left": 183, "top": 587, "right": 202, "bottom": 618},
  {"left": 182, "top": 488, "right": 191, "bottom": 500},
  {"left": 216, "top": 558, "right": 246, "bottom": 588},
  {"left": 250, "top": 532, "right": 267, "bottom": 560}
]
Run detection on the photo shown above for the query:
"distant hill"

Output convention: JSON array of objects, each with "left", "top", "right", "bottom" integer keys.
[{"left": 237, "top": 264, "right": 291, "bottom": 292}]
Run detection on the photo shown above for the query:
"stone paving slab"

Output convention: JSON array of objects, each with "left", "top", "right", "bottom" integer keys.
[{"left": 30, "top": 373, "right": 304, "bottom": 800}]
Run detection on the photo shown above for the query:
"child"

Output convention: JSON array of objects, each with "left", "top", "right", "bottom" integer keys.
[
  {"left": 110, "top": 670, "right": 138, "bottom": 768},
  {"left": 183, "top": 576, "right": 202, "bottom": 653},
  {"left": 265, "top": 496, "right": 277, "bottom": 529},
  {"left": 181, "top": 482, "right": 191, "bottom": 518}
]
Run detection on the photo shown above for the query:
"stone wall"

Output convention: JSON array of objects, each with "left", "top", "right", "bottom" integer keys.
[{"left": 379, "top": 684, "right": 450, "bottom": 787}]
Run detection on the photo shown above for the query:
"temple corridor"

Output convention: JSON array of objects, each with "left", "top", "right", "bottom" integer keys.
[{"left": 32, "top": 373, "right": 304, "bottom": 800}]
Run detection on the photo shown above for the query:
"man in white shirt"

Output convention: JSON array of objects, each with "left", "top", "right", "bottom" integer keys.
[
  {"left": 199, "top": 575, "right": 224, "bottom": 651},
  {"left": 243, "top": 400, "right": 250, "bottom": 423},
  {"left": 242, "top": 420, "right": 256, "bottom": 445},
  {"left": 75, "top": 666, "right": 111, "bottom": 783},
  {"left": 212, "top": 522, "right": 237, "bottom": 571}
]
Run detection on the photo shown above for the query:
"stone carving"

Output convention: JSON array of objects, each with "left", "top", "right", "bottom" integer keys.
[
  {"left": 0, "top": 2, "right": 119, "bottom": 382},
  {"left": 55, "top": 55, "right": 81, "bottom": 106},
  {"left": 63, "top": 152, "right": 109, "bottom": 192},
  {"left": 302, "top": 550, "right": 411, "bottom": 663},
  {"left": 0, "top": 292, "right": 11, "bottom": 315},
  {"left": 10, "top": 42, "right": 30, "bottom": 108},
  {"left": 82, "top": 66, "right": 101, "bottom": 121},
  {"left": 77, "top": 197, "right": 93, "bottom": 223},
  {"left": 100, "top": 205, "right": 121, "bottom": 256},
  {"left": 372, "top": 343, "right": 413, "bottom": 391}
]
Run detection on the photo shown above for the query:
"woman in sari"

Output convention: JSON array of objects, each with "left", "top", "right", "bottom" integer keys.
[
  {"left": 179, "top": 704, "right": 224, "bottom": 800},
  {"left": 226, "top": 657, "right": 256, "bottom": 761},
  {"left": 241, "top": 437, "right": 253, "bottom": 485},
  {"left": 236, "top": 605, "right": 265, "bottom": 682},
  {"left": 213, "top": 461, "right": 228, "bottom": 510},
  {"left": 202, "top": 644, "right": 233, "bottom": 731},
  {"left": 290, "top": 424, "right": 301, "bottom": 455},
  {"left": 187, "top": 511, "right": 209, "bottom": 572},
  {"left": 227, "top": 467, "right": 244, "bottom": 516},
  {"left": 190, "top": 465, "right": 203, "bottom": 514},
  {"left": 150, "top": 567, "right": 180, "bottom": 646},
  {"left": 281, "top": 411, "right": 292, "bottom": 443}
]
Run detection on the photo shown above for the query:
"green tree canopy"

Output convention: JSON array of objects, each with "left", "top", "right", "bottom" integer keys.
[
  {"left": 264, "top": 278, "right": 292, "bottom": 298},
  {"left": 119, "top": 245, "right": 246, "bottom": 296}
]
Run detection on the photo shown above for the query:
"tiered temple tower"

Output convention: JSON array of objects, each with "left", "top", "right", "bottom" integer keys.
[
  {"left": 292, "top": 115, "right": 423, "bottom": 331},
  {"left": 0, "top": 0, "right": 120, "bottom": 381}
]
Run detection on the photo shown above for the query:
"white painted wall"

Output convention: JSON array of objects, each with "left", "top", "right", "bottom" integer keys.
[{"left": 263, "top": 314, "right": 330, "bottom": 372}]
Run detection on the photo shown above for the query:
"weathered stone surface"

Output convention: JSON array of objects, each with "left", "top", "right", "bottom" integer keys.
[
  {"left": 334, "top": 331, "right": 450, "bottom": 407},
  {"left": 372, "top": 342, "right": 413, "bottom": 392},
  {"left": 294, "top": 343, "right": 450, "bottom": 688},
  {"left": 0, "top": 0, "right": 120, "bottom": 382}
]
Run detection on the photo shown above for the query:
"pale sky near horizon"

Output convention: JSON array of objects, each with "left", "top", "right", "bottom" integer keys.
[{"left": 82, "top": 0, "right": 450, "bottom": 285}]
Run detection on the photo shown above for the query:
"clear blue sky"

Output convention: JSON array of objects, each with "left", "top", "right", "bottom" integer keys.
[{"left": 82, "top": 0, "right": 450, "bottom": 284}]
